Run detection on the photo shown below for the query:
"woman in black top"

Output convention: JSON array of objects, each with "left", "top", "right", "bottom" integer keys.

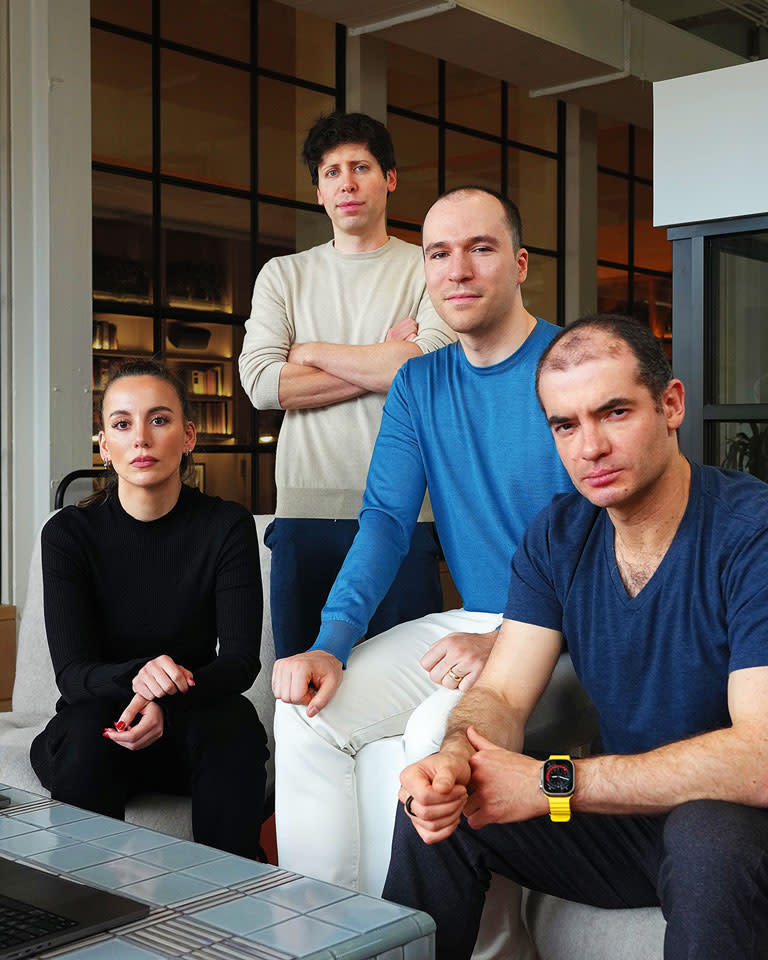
[{"left": 31, "top": 359, "right": 268, "bottom": 859}]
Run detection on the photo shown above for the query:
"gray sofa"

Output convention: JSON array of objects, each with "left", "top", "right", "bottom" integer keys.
[{"left": 0, "top": 513, "right": 666, "bottom": 958}]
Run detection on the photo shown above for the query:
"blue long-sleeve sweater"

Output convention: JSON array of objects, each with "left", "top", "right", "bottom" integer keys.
[{"left": 312, "top": 320, "right": 574, "bottom": 663}]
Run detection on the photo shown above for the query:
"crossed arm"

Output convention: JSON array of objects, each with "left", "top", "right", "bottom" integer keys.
[
  {"left": 277, "top": 317, "right": 421, "bottom": 409},
  {"left": 401, "top": 618, "right": 768, "bottom": 844}
]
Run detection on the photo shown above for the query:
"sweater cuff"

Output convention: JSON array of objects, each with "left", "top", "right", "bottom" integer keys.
[{"left": 310, "top": 621, "right": 362, "bottom": 666}]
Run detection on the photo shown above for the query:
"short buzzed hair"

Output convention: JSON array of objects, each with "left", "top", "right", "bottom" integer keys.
[
  {"left": 427, "top": 186, "right": 523, "bottom": 251},
  {"left": 535, "top": 314, "right": 673, "bottom": 408}
]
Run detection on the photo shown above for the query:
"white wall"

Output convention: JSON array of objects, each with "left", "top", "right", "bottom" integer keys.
[{"left": 654, "top": 59, "right": 768, "bottom": 227}]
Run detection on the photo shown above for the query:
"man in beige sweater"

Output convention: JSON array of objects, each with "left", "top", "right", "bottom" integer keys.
[{"left": 239, "top": 112, "right": 453, "bottom": 660}]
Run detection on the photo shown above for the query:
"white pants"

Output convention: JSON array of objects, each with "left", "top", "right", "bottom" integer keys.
[{"left": 274, "top": 608, "right": 500, "bottom": 890}]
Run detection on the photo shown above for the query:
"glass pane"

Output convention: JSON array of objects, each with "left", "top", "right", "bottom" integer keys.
[
  {"left": 597, "top": 117, "right": 628, "bottom": 172},
  {"left": 508, "top": 149, "right": 557, "bottom": 251},
  {"left": 710, "top": 232, "right": 768, "bottom": 404},
  {"left": 633, "top": 274, "right": 672, "bottom": 357},
  {"left": 162, "top": 185, "right": 251, "bottom": 315},
  {"left": 598, "top": 172, "right": 628, "bottom": 264},
  {"left": 258, "top": 78, "right": 335, "bottom": 203},
  {"left": 257, "top": 410, "right": 283, "bottom": 447},
  {"left": 259, "top": 0, "right": 335, "bottom": 87},
  {"left": 192, "top": 452, "right": 254, "bottom": 510},
  {"left": 387, "top": 225, "right": 422, "bottom": 246},
  {"left": 445, "top": 64, "right": 501, "bottom": 136},
  {"left": 635, "top": 126, "right": 653, "bottom": 180},
  {"left": 445, "top": 131, "right": 501, "bottom": 193},
  {"left": 93, "top": 172, "right": 153, "bottom": 303},
  {"left": 386, "top": 114, "right": 438, "bottom": 226},
  {"left": 258, "top": 203, "right": 333, "bottom": 265},
  {"left": 256, "top": 451, "right": 277, "bottom": 514},
  {"left": 712, "top": 421, "right": 768, "bottom": 482},
  {"left": 91, "top": 30, "right": 152, "bottom": 170},
  {"left": 524, "top": 253, "right": 558, "bottom": 325},
  {"left": 92, "top": 0, "right": 151, "bottom": 32},
  {"left": 386, "top": 42, "right": 438, "bottom": 117},
  {"left": 161, "top": 0, "right": 250, "bottom": 62},
  {"left": 165, "top": 322, "right": 250, "bottom": 444},
  {"left": 634, "top": 183, "right": 672, "bottom": 272},
  {"left": 597, "top": 266, "right": 630, "bottom": 314},
  {"left": 162, "top": 51, "right": 250, "bottom": 188},
  {"left": 508, "top": 84, "right": 558, "bottom": 152}
]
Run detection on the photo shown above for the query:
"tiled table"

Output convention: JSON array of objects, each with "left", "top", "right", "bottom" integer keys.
[{"left": 0, "top": 783, "right": 434, "bottom": 960}]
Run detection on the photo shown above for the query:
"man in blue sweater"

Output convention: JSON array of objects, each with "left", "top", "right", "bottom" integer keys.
[
  {"left": 385, "top": 314, "right": 768, "bottom": 960},
  {"left": 272, "top": 187, "right": 574, "bottom": 889}
]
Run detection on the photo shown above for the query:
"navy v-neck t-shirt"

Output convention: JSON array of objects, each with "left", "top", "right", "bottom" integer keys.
[{"left": 504, "top": 461, "right": 768, "bottom": 755}]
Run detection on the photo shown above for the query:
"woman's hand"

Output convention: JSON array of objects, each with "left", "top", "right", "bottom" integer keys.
[
  {"left": 132, "top": 654, "right": 194, "bottom": 700},
  {"left": 103, "top": 694, "right": 164, "bottom": 751}
]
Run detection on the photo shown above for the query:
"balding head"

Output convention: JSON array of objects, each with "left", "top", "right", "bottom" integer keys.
[{"left": 536, "top": 314, "right": 673, "bottom": 410}]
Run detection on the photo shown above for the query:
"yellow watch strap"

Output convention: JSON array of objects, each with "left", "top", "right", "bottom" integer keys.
[
  {"left": 546, "top": 755, "right": 573, "bottom": 823},
  {"left": 548, "top": 796, "right": 572, "bottom": 822}
]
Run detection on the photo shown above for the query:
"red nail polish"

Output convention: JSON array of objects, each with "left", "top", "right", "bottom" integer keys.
[
  {"left": 188, "top": 679, "right": 195, "bottom": 686},
  {"left": 115, "top": 721, "right": 126, "bottom": 731},
  {"left": 102, "top": 731, "right": 112, "bottom": 738}
]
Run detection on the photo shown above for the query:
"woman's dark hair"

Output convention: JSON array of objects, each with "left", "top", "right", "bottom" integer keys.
[
  {"left": 80, "top": 358, "right": 195, "bottom": 507},
  {"left": 302, "top": 112, "right": 396, "bottom": 186},
  {"left": 535, "top": 313, "right": 673, "bottom": 409}
]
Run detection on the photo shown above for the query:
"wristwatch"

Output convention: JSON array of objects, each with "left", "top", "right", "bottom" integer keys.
[{"left": 540, "top": 755, "right": 575, "bottom": 823}]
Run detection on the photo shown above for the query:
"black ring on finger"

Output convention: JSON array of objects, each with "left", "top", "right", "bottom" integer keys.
[{"left": 405, "top": 795, "right": 415, "bottom": 816}]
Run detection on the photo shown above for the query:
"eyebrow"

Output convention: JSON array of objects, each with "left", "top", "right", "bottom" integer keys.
[
  {"left": 107, "top": 405, "right": 174, "bottom": 418},
  {"left": 546, "top": 396, "right": 633, "bottom": 427},
  {"left": 319, "top": 157, "right": 368, "bottom": 171},
  {"left": 423, "top": 234, "right": 499, "bottom": 257}
]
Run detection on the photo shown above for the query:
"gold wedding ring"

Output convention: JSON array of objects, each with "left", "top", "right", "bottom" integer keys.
[{"left": 447, "top": 665, "right": 464, "bottom": 684}]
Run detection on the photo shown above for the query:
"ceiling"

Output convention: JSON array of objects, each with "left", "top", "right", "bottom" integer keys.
[
  {"left": 280, "top": 0, "right": 754, "bottom": 127},
  {"left": 632, "top": 0, "right": 768, "bottom": 58}
]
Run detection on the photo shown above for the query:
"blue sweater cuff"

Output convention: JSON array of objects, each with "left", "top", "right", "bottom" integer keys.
[{"left": 311, "top": 621, "right": 362, "bottom": 667}]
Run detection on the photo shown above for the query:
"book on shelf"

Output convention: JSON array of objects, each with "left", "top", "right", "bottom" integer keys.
[
  {"left": 186, "top": 366, "right": 222, "bottom": 396},
  {"left": 93, "top": 357, "right": 126, "bottom": 391},
  {"left": 190, "top": 401, "right": 228, "bottom": 435},
  {"left": 92, "top": 320, "right": 119, "bottom": 351}
]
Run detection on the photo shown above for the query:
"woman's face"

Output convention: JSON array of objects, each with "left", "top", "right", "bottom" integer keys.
[{"left": 98, "top": 375, "right": 196, "bottom": 498}]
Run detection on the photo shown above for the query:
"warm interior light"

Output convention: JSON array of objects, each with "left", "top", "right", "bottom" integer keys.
[{"left": 258, "top": 434, "right": 275, "bottom": 444}]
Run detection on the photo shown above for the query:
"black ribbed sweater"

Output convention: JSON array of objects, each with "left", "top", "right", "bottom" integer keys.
[{"left": 41, "top": 484, "right": 263, "bottom": 711}]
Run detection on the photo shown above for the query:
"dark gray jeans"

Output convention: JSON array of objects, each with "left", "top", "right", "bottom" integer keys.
[{"left": 383, "top": 798, "right": 768, "bottom": 959}]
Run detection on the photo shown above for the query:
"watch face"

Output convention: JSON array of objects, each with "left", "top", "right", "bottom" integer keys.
[{"left": 541, "top": 759, "right": 574, "bottom": 796}]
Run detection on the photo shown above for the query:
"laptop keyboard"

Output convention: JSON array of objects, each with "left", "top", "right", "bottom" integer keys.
[{"left": 0, "top": 892, "right": 77, "bottom": 948}]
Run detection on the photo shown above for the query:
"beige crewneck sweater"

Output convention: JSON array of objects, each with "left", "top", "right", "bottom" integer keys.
[{"left": 239, "top": 237, "right": 453, "bottom": 519}]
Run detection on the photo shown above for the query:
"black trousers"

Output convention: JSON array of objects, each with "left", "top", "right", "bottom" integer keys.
[
  {"left": 31, "top": 693, "right": 268, "bottom": 861},
  {"left": 264, "top": 518, "right": 443, "bottom": 658},
  {"left": 383, "top": 799, "right": 768, "bottom": 960}
]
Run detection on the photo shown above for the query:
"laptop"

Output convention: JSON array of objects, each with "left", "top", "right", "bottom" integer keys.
[{"left": 0, "top": 854, "right": 149, "bottom": 960}]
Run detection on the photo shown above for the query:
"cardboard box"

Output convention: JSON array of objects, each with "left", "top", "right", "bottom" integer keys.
[{"left": 0, "top": 605, "right": 17, "bottom": 710}]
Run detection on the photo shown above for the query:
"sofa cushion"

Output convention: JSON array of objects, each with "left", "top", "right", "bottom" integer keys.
[{"left": 12, "top": 515, "right": 59, "bottom": 714}]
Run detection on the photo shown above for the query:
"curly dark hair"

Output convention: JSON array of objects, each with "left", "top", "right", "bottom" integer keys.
[{"left": 302, "top": 112, "right": 396, "bottom": 186}]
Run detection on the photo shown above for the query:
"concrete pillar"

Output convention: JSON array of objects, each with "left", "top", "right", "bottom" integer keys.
[
  {"left": 2, "top": 0, "right": 92, "bottom": 608},
  {"left": 345, "top": 34, "right": 387, "bottom": 123},
  {"left": 564, "top": 103, "right": 598, "bottom": 322}
]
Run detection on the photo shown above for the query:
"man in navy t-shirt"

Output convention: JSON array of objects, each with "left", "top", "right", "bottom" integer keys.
[{"left": 385, "top": 313, "right": 768, "bottom": 960}]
